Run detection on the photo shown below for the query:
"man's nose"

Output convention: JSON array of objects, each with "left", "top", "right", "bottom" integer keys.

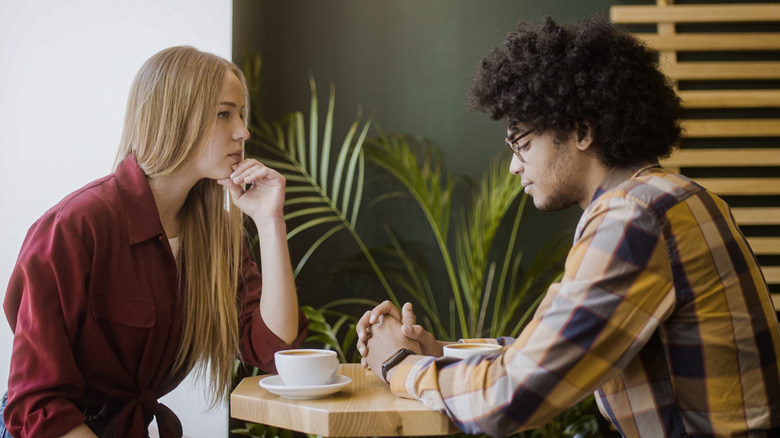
[{"left": 509, "top": 153, "right": 524, "bottom": 175}]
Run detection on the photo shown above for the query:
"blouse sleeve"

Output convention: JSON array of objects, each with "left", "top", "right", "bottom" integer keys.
[
  {"left": 3, "top": 214, "right": 92, "bottom": 437},
  {"left": 236, "top": 242, "right": 308, "bottom": 373}
]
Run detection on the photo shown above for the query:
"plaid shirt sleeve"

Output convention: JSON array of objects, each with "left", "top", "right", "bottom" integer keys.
[{"left": 390, "top": 195, "right": 677, "bottom": 435}]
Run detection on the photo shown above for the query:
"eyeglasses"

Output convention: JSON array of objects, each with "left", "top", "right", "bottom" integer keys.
[{"left": 505, "top": 128, "right": 534, "bottom": 163}]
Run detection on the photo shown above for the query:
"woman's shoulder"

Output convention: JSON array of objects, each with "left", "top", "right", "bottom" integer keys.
[{"left": 35, "top": 173, "right": 124, "bottom": 233}]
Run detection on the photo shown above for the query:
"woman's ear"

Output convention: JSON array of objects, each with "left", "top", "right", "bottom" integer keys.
[{"left": 576, "top": 121, "right": 594, "bottom": 151}]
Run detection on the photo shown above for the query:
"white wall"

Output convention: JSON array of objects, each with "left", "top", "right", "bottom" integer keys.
[{"left": 0, "top": 1, "right": 233, "bottom": 436}]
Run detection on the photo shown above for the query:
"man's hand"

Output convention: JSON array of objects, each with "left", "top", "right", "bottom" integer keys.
[
  {"left": 357, "top": 301, "right": 400, "bottom": 364},
  {"left": 395, "top": 302, "right": 445, "bottom": 357},
  {"left": 357, "top": 301, "right": 445, "bottom": 369},
  {"left": 363, "top": 314, "right": 421, "bottom": 381}
]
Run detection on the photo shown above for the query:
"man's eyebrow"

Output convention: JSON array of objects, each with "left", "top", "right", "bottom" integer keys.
[{"left": 509, "top": 127, "right": 534, "bottom": 142}]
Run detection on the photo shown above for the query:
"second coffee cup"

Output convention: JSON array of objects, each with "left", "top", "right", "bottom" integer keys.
[{"left": 443, "top": 343, "right": 503, "bottom": 360}]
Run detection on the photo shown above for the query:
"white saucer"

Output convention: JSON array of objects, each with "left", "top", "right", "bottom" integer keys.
[{"left": 259, "top": 374, "right": 352, "bottom": 400}]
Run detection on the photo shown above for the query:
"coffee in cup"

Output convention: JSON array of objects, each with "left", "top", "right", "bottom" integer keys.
[
  {"left": 443, "top": 343, "right": 502, "bottom": 360},
  {"left": 274, "top": 349, "right": 339, "bottom": 386}
]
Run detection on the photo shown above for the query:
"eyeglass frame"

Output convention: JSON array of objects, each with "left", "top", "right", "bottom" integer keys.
[{"left": 505, "top": 128, "right": 534, "bottom": 163}]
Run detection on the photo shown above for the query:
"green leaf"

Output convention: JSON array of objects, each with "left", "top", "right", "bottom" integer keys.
[
  {"left": 301, "top": 305, "right": 326, "bottom": 323},
  {"left": 306, "top": 334, "right": 335, "bottom": 347},
  {"left": 341, "top": 117, "right": 371, "bottom": 217},
  {"left": 284, "top": 196, "right": 330, "bottom": 206},
  {"left": 364, "top": 133, "right": 465, "bottom": 335},
  {"left": 286, "top": 216, "right": 342, "bottom": 240},
  {"left": 242, "top": 72, "right": 398, "bottom": 301},
  {"left": 320, "top": 82, "right": 335, "bottom": 193},
  {"left": 283, "top": 206, "right": 336, "bottom": 221},
  {"left": 331, "top": 115, "right": 360, "bottom": 208},
  {"left": 308, "top": 76, "right": 319, "bottom": 183},
  {"left": 294, "top": 224, "right": 346, "bottom": 277}
]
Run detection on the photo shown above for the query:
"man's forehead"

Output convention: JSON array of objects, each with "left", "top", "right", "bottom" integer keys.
[{"left": 505, "top": 119, "right": 530, "bottom": 133}]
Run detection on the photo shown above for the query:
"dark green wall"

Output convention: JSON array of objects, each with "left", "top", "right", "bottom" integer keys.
[
  {"left": 234, "top": 1, "right": 634, "bottom": 178},
  {"left": 232, "top": 0, "right": 642, "bottom": 311}
]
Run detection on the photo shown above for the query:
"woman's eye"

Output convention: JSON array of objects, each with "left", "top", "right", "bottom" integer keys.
[{"left": 218, "top": 111, "right": 230, "bottom": 119}]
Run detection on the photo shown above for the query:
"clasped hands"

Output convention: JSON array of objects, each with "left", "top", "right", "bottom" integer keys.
[{"left": 356, "top": 301, "right": 448, "bottom": 382}]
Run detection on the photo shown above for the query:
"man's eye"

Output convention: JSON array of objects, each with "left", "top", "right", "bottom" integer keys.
[{"left": 519, "top": 142, "right": 531, "bottom": 152}]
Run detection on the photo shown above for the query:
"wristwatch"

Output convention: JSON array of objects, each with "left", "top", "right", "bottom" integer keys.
[{"left": 381, "top": 348, "right": 416, "bottom": 383}]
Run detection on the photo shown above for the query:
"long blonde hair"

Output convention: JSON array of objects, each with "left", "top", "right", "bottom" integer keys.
[{"left": 116, "top": 46, "right": 250, "bottom": 404}]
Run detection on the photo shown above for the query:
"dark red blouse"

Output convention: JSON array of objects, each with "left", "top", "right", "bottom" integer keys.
[{"left": 3, "top": 155, "right": 308, "bottom": 437}]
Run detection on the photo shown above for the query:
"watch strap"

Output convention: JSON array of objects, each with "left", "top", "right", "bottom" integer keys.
[{"left": 381, "top": 348, "right": 415, "bottom": 383}]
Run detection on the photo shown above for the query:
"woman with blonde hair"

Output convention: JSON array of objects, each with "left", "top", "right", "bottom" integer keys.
[{"left": 1, "top": 46, "right": 307, "bottom": 437}]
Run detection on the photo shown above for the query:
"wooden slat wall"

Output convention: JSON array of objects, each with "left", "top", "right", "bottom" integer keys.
[{"left": 611, "top": 1, "right": 780, "bottom": 312}]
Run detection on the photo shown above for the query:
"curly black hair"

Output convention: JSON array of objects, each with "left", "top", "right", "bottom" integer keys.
[{"left": 468, "top": 16, "right": 683, "bottom": 168}]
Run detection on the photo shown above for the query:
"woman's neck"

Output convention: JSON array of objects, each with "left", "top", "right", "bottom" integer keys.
[{"left": 149, "top": 173, "right": 199, "bottom": 239}]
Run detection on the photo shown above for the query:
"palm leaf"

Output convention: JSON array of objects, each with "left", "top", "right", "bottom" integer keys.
[
  {"left": 364, "top": 133, "right": 466, "bottom": 335},
  {"left": 455, "top": 155, "right": 524, "bottom": 336},
  {"left": 379, "top": 226, "right": 448, "bottom": 338},
  {"left": 490, "top": 195, "right": 528, "bottom": 336},
  {"left": 242, "top": 62, "right": 400, "bottom": 307},
  {"left": 293, "top": 224, "right": 345, "bottom": 277},
  {"left": 302, "top": 300, "right": 378, "bottom": 364}
]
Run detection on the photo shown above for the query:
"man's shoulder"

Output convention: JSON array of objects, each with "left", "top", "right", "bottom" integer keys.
[{"left": 602, "top": 167, "right": 706, "bottom": 216}]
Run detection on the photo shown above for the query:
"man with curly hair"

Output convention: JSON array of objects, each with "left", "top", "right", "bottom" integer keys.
[{"left": 357, "top": 16, "right": 780, "bottom": 437}]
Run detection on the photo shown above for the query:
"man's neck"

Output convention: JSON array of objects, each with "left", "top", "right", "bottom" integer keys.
[
  {"left": 582, "top": 162, "right": 659, "bottom": 209},
  {"left": 577, "top": 158, "right": 612, "bottom": 210}
]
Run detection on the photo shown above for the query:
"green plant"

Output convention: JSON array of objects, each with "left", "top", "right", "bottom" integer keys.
[
  {"left": 231, "top": 423, "right": 295, "bottom": 438},
  {"left": 248, "top": 74, "right": 405, "bottom": 304},
  {"left": 364, "top": 134, "right": 571, "bottom": 340},
  {"left": 301, "top": 299, "right": 378, "bottom": 364}
]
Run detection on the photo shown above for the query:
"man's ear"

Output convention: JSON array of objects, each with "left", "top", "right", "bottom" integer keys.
[{"left": 576, "top": 121, "right": 594, "bottom": 151}]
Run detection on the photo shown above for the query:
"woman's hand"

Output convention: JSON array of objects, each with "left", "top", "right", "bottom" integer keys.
[{"left": 217, "top": 159, "right": 285, "bottom": 222}]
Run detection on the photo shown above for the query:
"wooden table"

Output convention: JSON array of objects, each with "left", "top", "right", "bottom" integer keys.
[{"left": 230, "top": 363, "right": 459, "bottom": 437}]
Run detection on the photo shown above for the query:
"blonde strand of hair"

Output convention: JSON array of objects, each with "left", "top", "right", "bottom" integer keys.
[{"left": 176, "top": 182, "right": 243, "bottom": 406}]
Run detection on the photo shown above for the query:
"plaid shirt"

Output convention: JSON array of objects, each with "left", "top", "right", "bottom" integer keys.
[{"left": 390, "top": 165, "right": 780, "bottom": 437}]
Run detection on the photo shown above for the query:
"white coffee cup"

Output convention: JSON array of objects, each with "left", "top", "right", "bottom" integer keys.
[
  {"left": 443, "top": 343, "right": 503, "bottom": 359},
  {"left": 274, "top": 349, "right": 339, "bottom": 387}
]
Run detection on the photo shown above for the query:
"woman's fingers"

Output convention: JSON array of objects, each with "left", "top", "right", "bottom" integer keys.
[{"left": 232, "top": 160, "right": 270, "bottom": 185}]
